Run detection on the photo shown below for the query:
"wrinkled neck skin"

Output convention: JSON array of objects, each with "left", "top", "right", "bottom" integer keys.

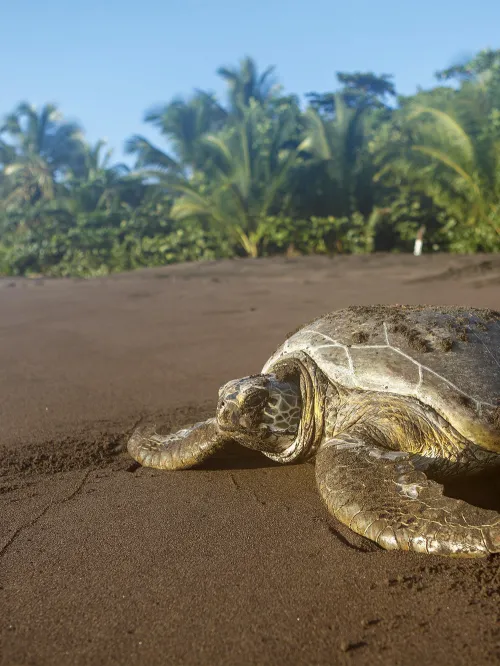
[
  {"left": 259, "top": 354, "right": 331, "bottom": 464},
  {"left": 262, "top": 377, "right": 302, "bottom": 433}
]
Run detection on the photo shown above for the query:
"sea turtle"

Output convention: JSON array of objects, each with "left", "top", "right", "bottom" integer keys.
[{"left": 128, "top": 305, "right": 500, "bottom": 557}]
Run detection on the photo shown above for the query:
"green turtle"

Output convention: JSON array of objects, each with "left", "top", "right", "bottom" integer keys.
[{"left": 128, "top": 305, "right": 500, "bottom": 557}]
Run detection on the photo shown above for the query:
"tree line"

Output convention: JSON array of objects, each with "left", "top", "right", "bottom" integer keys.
[{"left": 1, "top": 48, "right": 499, "bottom": 277}]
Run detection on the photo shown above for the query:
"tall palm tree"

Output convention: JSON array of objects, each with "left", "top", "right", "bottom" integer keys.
[
  {"left": 374, "top": 86, "right": 500, "bottom": 250},
  {"left": 126, "top": 58, "right": 284, "bottom": 180},
  {"left": 64, "top": 139, "right": 135, "bottom": 213},
  {"left": 217, "top": 56, "right": 280, "bottom": 116},
  {"left": 125, "top": 91, "right": 227, "bottom": 177},
  {"left": 297, "top": 93, "right": 375, "bottom": 217},
  {"left": 1, "top": 102, "right": 84, "bottom": 206},
  {"left": 169, "top": 104, "right": 299, "bottom": 257}
]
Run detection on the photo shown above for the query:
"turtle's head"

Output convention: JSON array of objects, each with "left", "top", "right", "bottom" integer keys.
[{"left": 216, "top": 374, "right": 301, "bottom": 452}]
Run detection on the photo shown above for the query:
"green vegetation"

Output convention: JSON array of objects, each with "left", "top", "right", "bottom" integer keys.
[{"left": 1, "top": 49, "right": 500, "bottom": 277}]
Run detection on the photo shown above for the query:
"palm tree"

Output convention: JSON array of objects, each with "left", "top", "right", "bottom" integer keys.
[
  {"left": 169, "top": 104, "right": 299, "bottom": 257},
  {"left": 125, "top": 91, "right": 227, "bottom": 178},
  {"left": 297, "top": 93, "right": 376, "bottom": 218},
  {"left": 125, "top": 58, "right": 285, "bottom": 182},
  {"left": 1, "top": 102, "right": 84, "bottom": 205},
  {"left": 374, "top": 86, "right": 500, "bottom": 250},
  {"left": 64, "top": 139, "right": 135, "bottom": 213},
  {"left": 217, "top": 56, "right": 280, "bottom": 116}
]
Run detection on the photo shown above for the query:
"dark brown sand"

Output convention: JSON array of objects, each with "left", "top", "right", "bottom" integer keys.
[{"left": 1, "top": 253, "right": 500, "bottom": 666}]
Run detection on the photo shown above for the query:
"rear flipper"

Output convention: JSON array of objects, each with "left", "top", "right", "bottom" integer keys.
[
  {"left": 128, "top": 418, "right": 226, "bottom": 470},
  {"left": 316, "top": 432, "right": 500, "bottom": 557}
]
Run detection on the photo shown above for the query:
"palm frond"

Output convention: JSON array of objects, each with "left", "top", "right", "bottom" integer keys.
[
  {"left": 125, "top": 135, "right": 179, "bottom": 172},
  {"left": 411, "top": 145, "right": 480, "bottom": 196}
]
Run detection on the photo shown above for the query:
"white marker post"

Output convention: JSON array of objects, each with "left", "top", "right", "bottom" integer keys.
[{"left": 413, "top": 225, "right": 426, "bottom": 256}]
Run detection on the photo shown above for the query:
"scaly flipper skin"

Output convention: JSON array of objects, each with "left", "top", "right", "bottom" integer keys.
[
  {"left": 127, "top": 418, "right": 226, "bottom": 470},
  {"left": 316, "top": 432, "right": 500, "bottom": 557}
]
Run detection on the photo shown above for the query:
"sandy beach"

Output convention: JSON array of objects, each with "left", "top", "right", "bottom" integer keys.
[{"left": 1, "top": 253, "right": 500, "bottom": 666}]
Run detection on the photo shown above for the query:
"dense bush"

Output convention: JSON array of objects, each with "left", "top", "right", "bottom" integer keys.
[
  {"left": 0, "top": 206, "right": 233, "bottom": 277},
  {"left": 260, "top": 213, "right": 378, "bottom": 256}
]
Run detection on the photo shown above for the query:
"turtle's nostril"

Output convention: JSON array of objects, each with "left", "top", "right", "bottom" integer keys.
[
  {"left": 219, "top": 401, "right": 233, "bottom": 418},
  {"left": 219, "top": 401, "right": 238, "bottom": 428}
]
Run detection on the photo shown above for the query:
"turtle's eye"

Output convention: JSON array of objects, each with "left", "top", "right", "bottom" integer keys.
[{"left": 243, "top": 389, "right": 269, "bottom": 409}]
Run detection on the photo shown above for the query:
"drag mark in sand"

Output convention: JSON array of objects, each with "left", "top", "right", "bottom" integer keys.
[
  {"left": 0, "top": 468, "right": 92, "bottom": 558},
  {"left": 228, "top": 472, "right": 240, "bottom": 490},
  {"left": 228, "top": 471, "right": 266, "bottom": 505}
]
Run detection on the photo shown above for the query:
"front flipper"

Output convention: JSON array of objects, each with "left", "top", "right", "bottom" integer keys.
[
  {"left": 316, "top": 433, "right": 500, "bottom": 557},
  {"left": 128, "top": 418, "right": 227, "bottom": 470}
]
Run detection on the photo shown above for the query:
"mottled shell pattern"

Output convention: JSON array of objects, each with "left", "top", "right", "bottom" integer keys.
[{"left": 262, "top": 306, "right": 500, "bottom": 452}]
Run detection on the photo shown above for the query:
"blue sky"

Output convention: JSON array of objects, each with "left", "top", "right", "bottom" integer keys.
[{"left": 2, "top": 0, "right": 499, "bottom": 165}]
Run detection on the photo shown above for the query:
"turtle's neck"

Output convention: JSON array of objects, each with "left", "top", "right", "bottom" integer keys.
[{"left": 261, "top": 377, "right": 301, "bottom": 435}]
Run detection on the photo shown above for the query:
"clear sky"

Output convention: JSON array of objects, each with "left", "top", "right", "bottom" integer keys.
[{"left": 2, "top": 0, "right": 499, "bottom": 165}]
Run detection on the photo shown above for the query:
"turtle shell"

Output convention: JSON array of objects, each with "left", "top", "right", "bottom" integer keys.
[{"left": 262, "top": 306, "right": 500, "bottom": 452}]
